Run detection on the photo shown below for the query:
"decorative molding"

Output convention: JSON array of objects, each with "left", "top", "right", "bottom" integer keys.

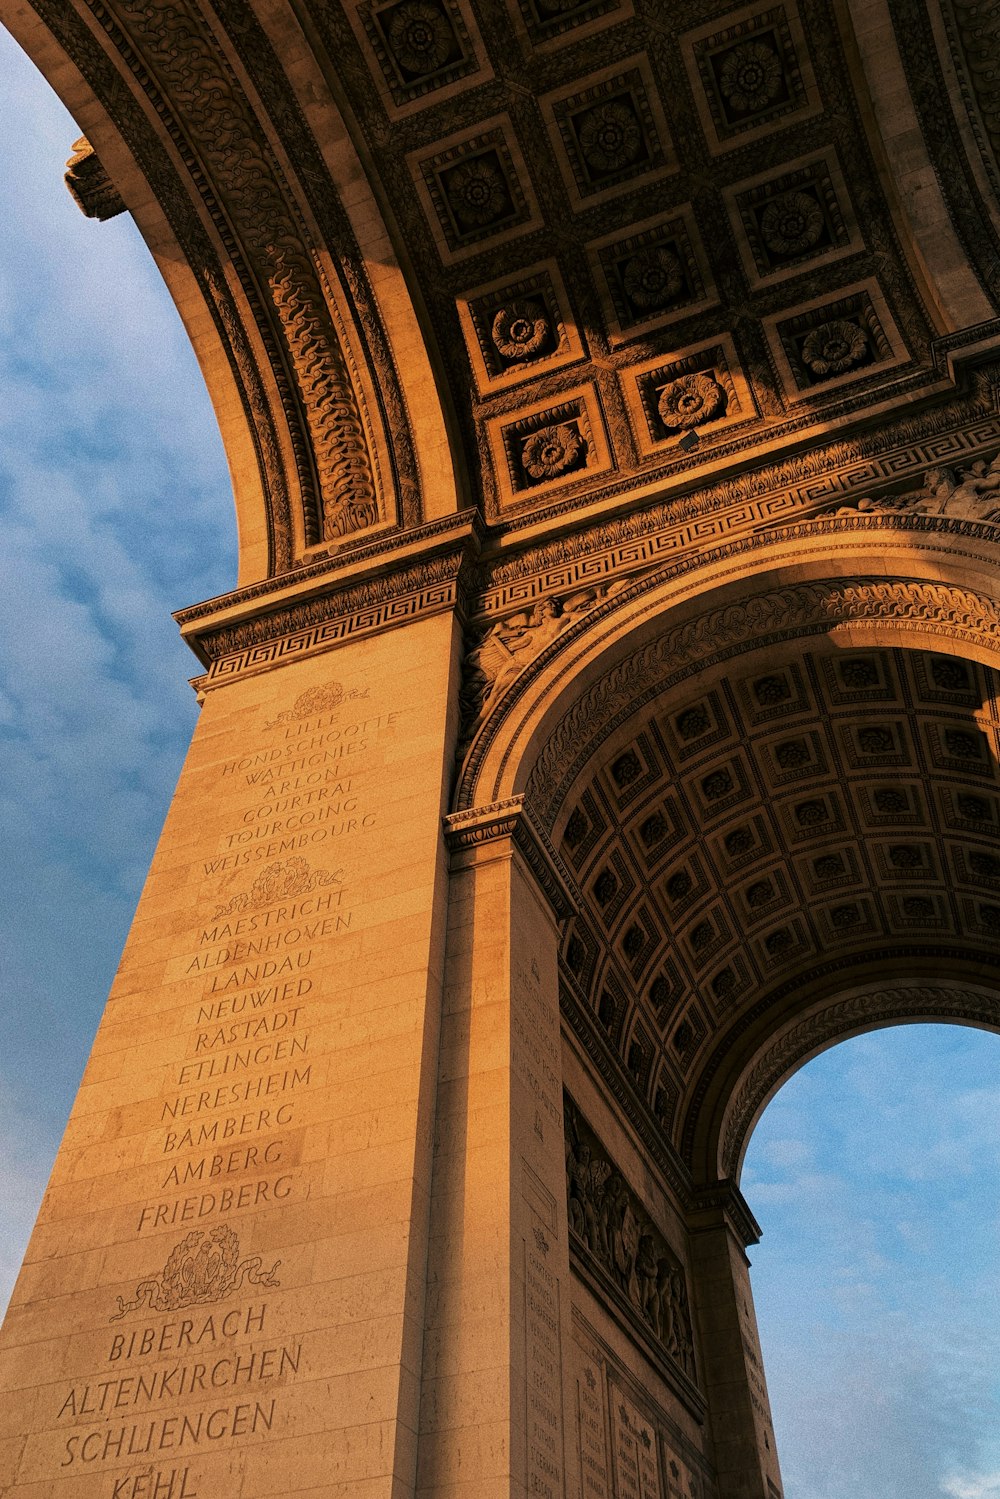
[
  {"left": 179, "top": 515, "right": 482, "bottom": 686},
  {"left": 64, "top": 137, "right": 126, "bottom": 219},
  {"left": 487, "top": 362, "right": 1000, "bottom": 535},
  {"left": 176, "top": 510, "right": 482, "bottom": 628},
  {"left": 103, "top": 0, "right": 385, "bottom": 544},
  {"left": 687, "top": 1179, "right": 761, "bottom": 1248},
  {"left": 719, "top": 984, "right": 1000, "bottom": 1178},
  {"left": 444, "top": 795, "right": 579, "bottom": 920},
  {"left": 474, "top": 418, "right": 1000, "bottom": 616},
  {"left": 191, "top": 555, "right": 463, "bottom": 688}
]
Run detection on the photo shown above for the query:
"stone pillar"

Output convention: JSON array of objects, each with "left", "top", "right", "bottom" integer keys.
[
  {"left": 418, "top": 800, "right": 579, "bottom": 1499},
  {"left": 687, "top": 1185, "right": 782, "bottom": 1499},
  {"left": 0, "top": 604, "right": 462, "bottom": 1499}
]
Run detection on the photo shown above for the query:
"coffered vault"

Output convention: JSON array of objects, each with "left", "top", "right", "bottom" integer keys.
[{"left": 4, "top": 3, "right": 1000, "bottom": 1499}]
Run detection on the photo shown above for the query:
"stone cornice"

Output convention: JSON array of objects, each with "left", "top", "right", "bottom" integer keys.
[
  {"left": 180, "top": 511, "right": 482, "bottom": 689},
  {"left": 443, "top": 795, "right": 580, "bottom": 922},
  {"left": 64, "top": 137, "right": 125, "bottom": 220}
]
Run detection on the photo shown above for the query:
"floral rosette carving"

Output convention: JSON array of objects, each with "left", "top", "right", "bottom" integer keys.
[
  {"left": 491, "top": 301, "right": 550, "bottom": 362},
  {"left": 445, "top": 156, "right": 509, "bottom": 229},
  {"left": 760, "top": 190, "right": 824, "bottom": 255},
  {"left": 265, "top": 680, "right": 369, "bottom": 728},
  {"left": 657, "top": 372, "right": 726, "bottom": 430},
  {"left": 718, "top": 39, "right": 783, "bottom": 113},
  {"left": 522, "top": 423, "right": 585, "bottom": 481},
  {"left": 385, "top": 1, "right": 455, "bottom": 76},
  {"left": 622, "top": 246, "right": 684, "bottom": 310},
  {"left": 802, "top": 318, "right": 868, "bottom": 376},
  {"left": 577, "top": 100, "right": 643, "bottom": 175}
]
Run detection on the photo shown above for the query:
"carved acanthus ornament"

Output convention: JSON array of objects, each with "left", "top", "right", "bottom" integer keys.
[{"left": 102, "top": 0, "right": 384, "bottom": 546}]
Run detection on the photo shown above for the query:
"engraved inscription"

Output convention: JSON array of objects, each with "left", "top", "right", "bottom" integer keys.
[
  {"left": 525, "top": 1221, "right": 563, "bottom": 1499},
  {"left": 576, "top": 1357, "right": 609, "bottom": 1499},
  {"left": 611, "top": 1390, "right": 660, "bottom": 1499}
]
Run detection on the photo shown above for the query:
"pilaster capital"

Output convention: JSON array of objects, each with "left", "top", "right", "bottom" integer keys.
[
  {"left": 443, "top": 795, "right": 579, "bottom": 921},
  {"left": 687, "top": 1178, "right": 762, "bottom": 1249}
]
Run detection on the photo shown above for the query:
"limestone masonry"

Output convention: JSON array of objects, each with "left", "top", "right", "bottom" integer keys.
[{"left": 3, "top": 3, "right": 1000, "bottom": 1497}]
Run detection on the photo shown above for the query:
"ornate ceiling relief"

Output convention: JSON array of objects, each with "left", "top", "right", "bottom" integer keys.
[
  {"left": 34, "top": 0, "right": 1000, "bottom": 578},
  {"left": 291, "top": 0, "right": 967, "bottom": 527}
]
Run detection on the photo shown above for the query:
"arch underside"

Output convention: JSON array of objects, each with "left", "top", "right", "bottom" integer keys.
[
  {"left": 8, "top": 0, "right": 1000, "bottom": 593},
  {"left": 458, "top": 547, "right": 1000, "bottom": 1208}
]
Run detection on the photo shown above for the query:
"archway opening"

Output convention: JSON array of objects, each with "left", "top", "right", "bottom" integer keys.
[
  {"left": 742, "top": 1023, "right": 1000, "bottom": 1499},
  {"left": 0, "top": 29, "right": 235, "bottom": 1310}
]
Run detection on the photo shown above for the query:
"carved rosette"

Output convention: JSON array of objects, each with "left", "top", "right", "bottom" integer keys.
[
  {"left": 522, "top": 423, "right": 584, "bottom": 479},
  {"left": 760, "top": 189, "right": 824, "bottom": 255},
  {"left": 801, "top": 318, "right": 868, "bottom": 376},
  {"left": 717, "top": 39, "right": 783, "bottom": 114},
  {"left": 491, "top": 301, "right": 550, "bottom": 361},
  {"left": 657, "top": 372, "right": 726, "bottom": 430}
]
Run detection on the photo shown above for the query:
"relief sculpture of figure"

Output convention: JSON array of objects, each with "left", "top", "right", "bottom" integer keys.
[
  {"left": 635, "top": 1233, "right": 660, "bottom": 1331},
  {"left": 566, "top": 1140, "right": 601, "bottom": 1254},
  {"left": 461, "top": 598, "right": 566, "bottom": 736},
  {"left": 836, "top": 453, "right": 1000, "bottom": 522},
  {"left": 564, "top": 1100, "right": 698, "bottom": 1384},
  {"left": 657, "top": 1259, "right": 696, "bottom": 1379},
  {"left": 460, "top": 579, "right": 631, "bottom": 743}
]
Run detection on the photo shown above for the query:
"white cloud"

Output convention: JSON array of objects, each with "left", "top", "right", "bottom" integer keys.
[
  {"left": 745, "top": 1025, "right": 1000, "bottom": 1499},
  {"left": 944, "top": 1474, "right": 1000, "bottom": 1499}
]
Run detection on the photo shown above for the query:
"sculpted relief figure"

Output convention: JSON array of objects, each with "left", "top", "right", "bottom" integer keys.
[
  {"left": 836, "top": 454, "right": 1000, "bottom": 522},
  {"left": 564, "top": 1098, "right": 697, "bottom": 1382},
  {"left": 461, "top": 581, "right": 627, "bottom": 743}
]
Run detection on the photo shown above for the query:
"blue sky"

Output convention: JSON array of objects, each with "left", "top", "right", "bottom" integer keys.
[
  {"left": 745, "top": 1025, "right": 1000, "bottom": 1499},
  {"left": 2, "top": 24, "right": 999, "bottom": 1499},
  {"left": 0, "top": 25, "right": 233, "bottom": 1298}
]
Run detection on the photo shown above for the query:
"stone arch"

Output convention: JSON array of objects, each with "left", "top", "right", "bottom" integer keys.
[
  {"left": 456, "top": 517, "right": 1000, "bottom": 1216},
  {"left": 714, "top": 983, "right": 1000, "bottom": 1185},
  {"left": 0, "top": 2, "right": 461, "bottom": 583},
  {"left": 457, "top": 515, "right": 1000, "bottom": 815}
]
